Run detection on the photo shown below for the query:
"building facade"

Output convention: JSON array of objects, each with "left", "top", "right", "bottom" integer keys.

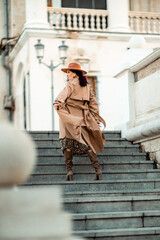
[{"left": 0, "top": 0, "right": 160, "bottom": 135}]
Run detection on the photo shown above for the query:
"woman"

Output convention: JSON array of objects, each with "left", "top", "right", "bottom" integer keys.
[{"left": 54, "top": 62, "right": 106, "bottom": 181}]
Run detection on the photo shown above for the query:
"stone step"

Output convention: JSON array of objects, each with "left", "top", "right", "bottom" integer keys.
[
  {"left": 73, "top": 210, "right": 160, "bottom": 231},
  {"left": 36, "top": 145, "right": 141, "bottom": 155},
  {"left": 34, "top": 160, "right": 155, "bottom": 172},
  {"left": 30, "top": 169, "right": 160, "bottom": 182},
  {"left": 63, "top": 195, "right": 160, "bottom": 214},
  {"left": 28, "top": 169, "right": 160, "bottom": 184},
  {"left": 33, "top": 138, "right": 136, "bottom": 147},
  {"left": 62, "top": 188, "right": 160, "bottom": 198},
  {"left": 74, "top": 227, "right": 160, "bottom": 239},
  {"left": 23, "top": 179, "right": 160, "bottom": 192},
  {"left": 37, "top": 154, "right": 149, "bottom": 162},
  {"left": 29, "top": 131, "right": 122, "bottom": 140},
  {"left": 36, "top": 152, "right": 148, "bottom": 159}
]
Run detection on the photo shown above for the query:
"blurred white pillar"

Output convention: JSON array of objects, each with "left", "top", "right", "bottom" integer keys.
[
  {"left": 24, "top": 0, "right": 49, "bottom": 28},
  {"left": 0, "top": 122, "right": 82, "bottom": 240},
  {"left": 107, "top": 0, "right": 130, "bottom": 32}
]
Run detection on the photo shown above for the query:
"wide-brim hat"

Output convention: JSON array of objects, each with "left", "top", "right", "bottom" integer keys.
[{"left": 61, "top": 62, "right": 87, "bottom": 75}]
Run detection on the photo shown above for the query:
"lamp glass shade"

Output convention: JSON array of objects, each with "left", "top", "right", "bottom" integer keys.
[
  {"left": 58, "top": 41, "right": 68, "bottom": 60},
  {"left": 34, "top": 39, "right": 45, "bottom": 61}
]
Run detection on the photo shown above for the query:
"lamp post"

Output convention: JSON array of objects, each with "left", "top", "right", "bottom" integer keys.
[{"left": 34, "top": 39, "right": 68, "bottom": 130}]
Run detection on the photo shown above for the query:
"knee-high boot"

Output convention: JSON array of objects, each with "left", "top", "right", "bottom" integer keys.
[
  {"left": 64, "top": 149, "right": 73, "bottom": 181},
  {"left": 87, "top": 150, "right": 102, "bottom": 180}
]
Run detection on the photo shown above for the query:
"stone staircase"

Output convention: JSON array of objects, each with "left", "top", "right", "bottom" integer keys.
[{"left": 25, "top": 131, "right": 160, "bottom": 239}]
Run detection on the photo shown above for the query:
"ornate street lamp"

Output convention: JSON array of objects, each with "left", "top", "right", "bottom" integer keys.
[
  {"left": 34, "top": 39, "right": 68, "bottom": 130},
  {"left": 34, "top": 39, "right": 45, "bottom": 63},
  {"left": 59, "top": 41, "right": 68, "bottom": 63}
]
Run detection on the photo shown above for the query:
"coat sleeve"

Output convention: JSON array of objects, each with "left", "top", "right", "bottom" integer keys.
[{"left": 54, "top": 80, "right": 75, "bottom": 105}]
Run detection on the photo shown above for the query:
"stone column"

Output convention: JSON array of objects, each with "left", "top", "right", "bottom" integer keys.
[
  {"left": 24, "top": 0, "right": 49, "bottom": 28},
  {"left": 107, "top": 0, "right": 131, "bottom": 32}
]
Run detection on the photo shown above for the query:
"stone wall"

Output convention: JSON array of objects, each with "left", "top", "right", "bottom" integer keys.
[
  {"left": 134, "top": 59, "right": 160, "bottom": 125},
  {"left": 125, "top": 49, "right": 160, "bottom": 167},
  {"left": 0, "top": 0, "right": 5, "bottom": 39},
  {"left": 8, "top": 0, "right": 25, "bottom": 37}
]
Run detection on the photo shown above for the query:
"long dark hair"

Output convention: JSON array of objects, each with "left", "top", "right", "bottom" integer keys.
[{"left": 71, "top": 70, "right": 88, "bottom": 87}]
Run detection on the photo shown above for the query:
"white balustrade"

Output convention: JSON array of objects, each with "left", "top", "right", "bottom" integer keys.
[
  {"left": 48, "top": 8, "right": 160, "bottom": 34},
  {"left": 129, "top": 11, "right": 160, "bottom": 34},
  {"left": 48, "top": 7, "right": 108, "bottom": 32}
]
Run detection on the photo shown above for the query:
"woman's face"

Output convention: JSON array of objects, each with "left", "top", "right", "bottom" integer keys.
[{"left": 67, "top": 70, "right": 77, "bottom": 80}]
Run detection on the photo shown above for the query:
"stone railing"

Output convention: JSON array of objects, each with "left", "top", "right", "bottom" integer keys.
[
  {"left": 47, "top": 7, "right": 108, "bottom": 31},
  {"left": 114, "top": 49, "right": 160, "bottom": 167},
  {"left": 129, "top": 11, "right": 160, "bottom": 34}
]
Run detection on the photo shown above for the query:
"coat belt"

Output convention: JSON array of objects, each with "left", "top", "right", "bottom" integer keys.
[{"left": 66, "top": 101, "right": 106, "bottom": 130}]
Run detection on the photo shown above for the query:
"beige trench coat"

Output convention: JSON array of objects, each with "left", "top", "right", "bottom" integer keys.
[{"left": 54, "top": 77, "right": 106, "bottom": 153}]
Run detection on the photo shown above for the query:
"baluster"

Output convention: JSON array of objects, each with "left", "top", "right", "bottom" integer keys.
[
  {"left": 135, "top": 16, "right": 141, "bottom": 33},
  {"left": 73, "top": 12, "right": 77, "bottom": 30},
  {"left": 97, "top": 14, "right": 101, "bottom": 31},
  {"left": 79, "top": 13, "right": 83, "bottom": 30},
  {"left": 85, "top": 14, "right": 89, "bottom": 30},
  {"left": 61, "top": 12, "right": 66, "bottom": 29},
  {"left": 158, "top": 17, "right": 160, "bottom": 33},
  {"left": 67, "top": 13, "right": 72, "bottom": 29},
  {"left": 55, "top": 12, "right": 60, "bottom": 29},
  {"left": 141, "top": 16, "right": 146, "bottom": 33},
  {"left": 48, "top": 11, "right": 52, "bottom": 26},
  {"left": 91, "top": 14, "right": 95, "bottom": 30},
  {"left": 129, "top": 16, "right": 134, "bottom": 32},
  {"left": 147, "top": 17, "right": 152, "bottom": 33},
  {"left": 102, "top": 14, "right": 106, "bottom": 30},
  {"left": 153, "top": 17, "right": 157, "bottom": 33}
]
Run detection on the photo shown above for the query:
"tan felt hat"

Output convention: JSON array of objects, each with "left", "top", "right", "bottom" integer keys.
[{"left": 61, "top": 62, "right": 87, "bottom": 75}]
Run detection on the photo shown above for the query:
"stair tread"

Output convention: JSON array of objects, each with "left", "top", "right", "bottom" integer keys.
[
  {"left": 32, "top": 169, "right": 160, "bottom": 174},
  {"left": 74, "top": 226, "right": 160, "bottom": 236},
  {"left": 73, "top": 210, "right": 160, "bottom": 219},
  {"left": 36, "top": 160, "right": 154, "bottom": 165},
  {"left": 36, "top": 145, "right": 139, "bottom": 149},
  {"left": 28, "top": 130, "right": 121, "bottom": 134},
  {"left": 37, "top": 152, "right": 147, "bottom": 156},
  {"left": 63, "top": 194, "right": 160, "bottom": 202},
  {"left": 62, "top": 188, "right": 160, "bottom": 196},
  {"left": 26, "top": 178, "right": 160, "bottom": 184},
  {"left": 33, "top": 137, "right": 129, "bottom": 141}
]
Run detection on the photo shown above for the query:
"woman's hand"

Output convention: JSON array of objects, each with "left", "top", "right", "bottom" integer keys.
[{"left": 54, "top": 103, "right": 59, "bottom": 111}]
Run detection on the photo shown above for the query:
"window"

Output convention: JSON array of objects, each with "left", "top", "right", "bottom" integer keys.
[
  {"left": 62, "top": 0, "right": 107, "bottom": 10},
  {"left": 87, "top": 76, "right": 97, "bottom": 93},
  {"left": 129, "top": 0, "right": 160, "bottom": 12},
  {"left": 47, "top": 0, "right": 52, "bottom": 7},
  {"left": 79, "top": 0, "right": 92, "bottom": 9},
  {"left": 62, "top": 0, "right": 76, "bottom": 8}
]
